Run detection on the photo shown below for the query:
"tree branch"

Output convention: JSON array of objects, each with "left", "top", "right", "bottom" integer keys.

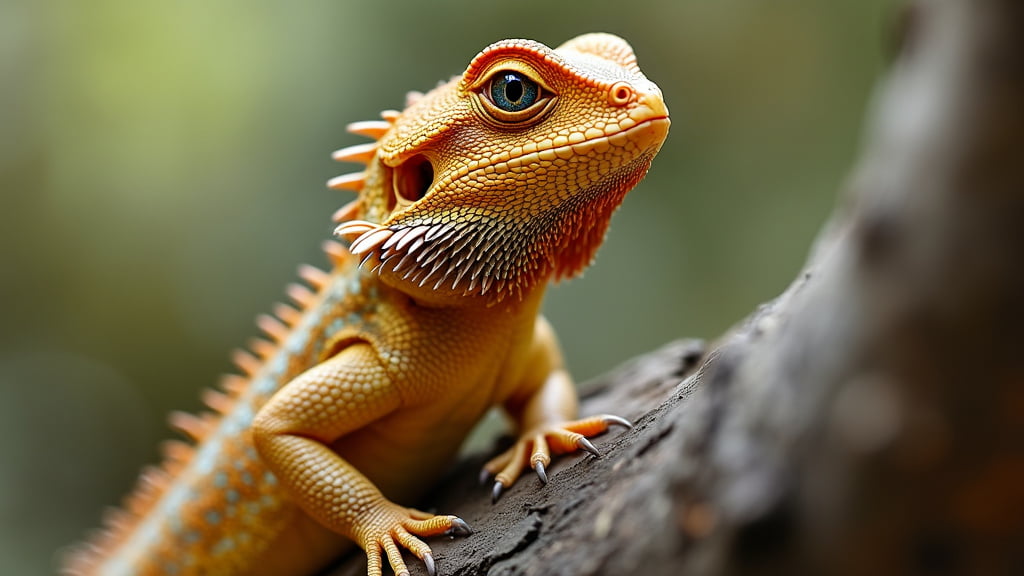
[{"left": 332, "top": 0, "right": 1024, "bottom": 574}]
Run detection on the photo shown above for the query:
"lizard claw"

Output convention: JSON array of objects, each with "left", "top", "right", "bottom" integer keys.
[
  {"left": 356, "top": 506, "right": 469, "bottom": 576},
  {"left": 481, "top": 413, "right": 628, "bottom": 502},
  {"left": 603, "top": 414, "right": 634, "bottom": 429},
  {"left": 447, "top": 517, "right": 472, "bottom": 537},
  {"left": 533, "top": 461, "right": 548, "bottom": 484},
  {"left": 577, "top": 436, "right": 601, "bottom": 458}
]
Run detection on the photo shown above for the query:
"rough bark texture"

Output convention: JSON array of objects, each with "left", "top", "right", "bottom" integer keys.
[{"left": 332, "top": 0, "right": 1024, "bottom": 574}]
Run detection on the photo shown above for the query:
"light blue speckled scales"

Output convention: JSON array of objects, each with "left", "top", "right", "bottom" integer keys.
[{"left": 93, "top": 253, "right": 380, "bottom": 575}]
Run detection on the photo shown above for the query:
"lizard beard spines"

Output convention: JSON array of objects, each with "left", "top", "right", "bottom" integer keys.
[{"left": 335, "top": 219, "right": 536, "bottom": 301}]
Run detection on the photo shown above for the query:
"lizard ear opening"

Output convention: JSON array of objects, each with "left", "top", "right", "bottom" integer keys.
[{"left": 392, "top": 154, "right": 434, "bottom": 211}]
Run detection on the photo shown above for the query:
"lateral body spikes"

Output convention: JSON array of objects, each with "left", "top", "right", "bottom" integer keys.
[
  {"left": 257, "top": 314, "right": 290, "bottom": 342},
  {"left": 101, "top": 507, "right": 131, "bottom": 533},
  {"left": 248, "top": 338, "right": 276, "bottom": 359},
  {"left": 272, "top": 302, "right": 301, "bottom": 326},
  {"left": 331, "top": 200, "right": 361, "bottom": 224},
  {"left": 160, "top": 439, "right": 193, "bottom": 464},
  {"left": 322, "top": 240, "right": 349, "bottom": 265},
  {"left": 298, "top": 264, "right": 330, "bottom": 289},
  {"left": 168, "top": 411, "right": 216, "bottom": 442},
  {"left": 331, "top": 142, "right": 377, "bottom": 164},
  {"left": 201, "top": 389, "right": 233, "bottom": 414},
  {"left": 134, "top": 467, "right": 169, "bottom": 502},
  {"left": 219, "top": 374, "right": 248, "bottom": 395},
  {"left": 327, "top": 172, "right": 366, "bottom": 191},
  {"left": 130, "top": 467, "right": 170, "bottom": 509},
  {"left": 286, "top": 284, "right": 316, "bottom": 308},
  {"left": 232, "top": 349, "right": 262, "bottom": 376},
  {"left": 347, "top": 120, "right": 391, "bottom": 139},
  {"left": 140, "top": 463, "right": 170, "bottom": 485}
]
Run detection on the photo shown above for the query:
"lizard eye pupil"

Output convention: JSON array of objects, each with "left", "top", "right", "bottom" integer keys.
[
  {"left": 490, "top": 72, "right": 539, "bottom": 112},
  {"left": 505, "top": 78, "right": 523, "bottom": 102}
]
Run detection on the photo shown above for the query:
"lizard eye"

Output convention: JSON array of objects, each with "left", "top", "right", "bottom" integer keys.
[
  {"left": 489, "top": 71, "right": 539, "bottom": 112},
  {"left": 477, "top": 68, "right": 553, "bottom": 124}
]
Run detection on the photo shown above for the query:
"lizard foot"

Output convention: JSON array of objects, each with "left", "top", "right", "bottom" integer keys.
[
  {"left": 480, "top": 414, "right": 632, "bottom": 502},
  {"left": 359, "top": 503, "right": 471, "bottom": 576}
]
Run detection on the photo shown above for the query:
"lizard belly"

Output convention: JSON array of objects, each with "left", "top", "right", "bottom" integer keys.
[{"left": 335, "top": 407, "right": 484, "bottom": 503}]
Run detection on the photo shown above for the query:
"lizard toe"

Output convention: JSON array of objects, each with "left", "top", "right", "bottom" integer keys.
[{"left": 483, "top": 413, "right": 631, "bottom": 500}]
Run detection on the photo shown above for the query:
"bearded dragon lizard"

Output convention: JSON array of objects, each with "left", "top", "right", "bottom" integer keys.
[{"left": 64, "top": 32, "right": 669, "bottom": 576}]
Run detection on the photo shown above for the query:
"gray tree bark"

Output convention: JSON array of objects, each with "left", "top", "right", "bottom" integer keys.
[{"left": 333, "top": 0, "right": 1024, "bottom": 574}]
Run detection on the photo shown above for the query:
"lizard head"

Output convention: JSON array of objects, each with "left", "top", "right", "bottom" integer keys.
[{"left": 334, "top": 33, "right": 669, "bottom": 305}]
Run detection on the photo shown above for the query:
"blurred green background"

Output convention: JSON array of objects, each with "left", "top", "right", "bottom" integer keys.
[{"left": 1, "top": 0, "right": 892, "bottom": 573}]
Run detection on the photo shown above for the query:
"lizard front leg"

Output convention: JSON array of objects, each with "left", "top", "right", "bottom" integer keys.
[
  {"left": 483, "top": 317, "right": 632, "bottom": 501},
  {"left": 252, "top": 343, "right": 470, "bottom": 576}
]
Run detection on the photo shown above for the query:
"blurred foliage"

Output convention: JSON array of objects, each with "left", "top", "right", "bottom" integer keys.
[{"left": 0, "top": 0, "right": 891, "bottom": 573}]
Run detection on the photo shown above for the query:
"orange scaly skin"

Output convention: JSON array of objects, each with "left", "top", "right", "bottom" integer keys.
[{"left": 64, "top": 33, "right": 669, "bottom": 576}]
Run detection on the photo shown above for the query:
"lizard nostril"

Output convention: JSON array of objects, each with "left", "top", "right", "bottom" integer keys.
[{"left": 608, "top": 82, "right": 634, "bottom": 106}]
